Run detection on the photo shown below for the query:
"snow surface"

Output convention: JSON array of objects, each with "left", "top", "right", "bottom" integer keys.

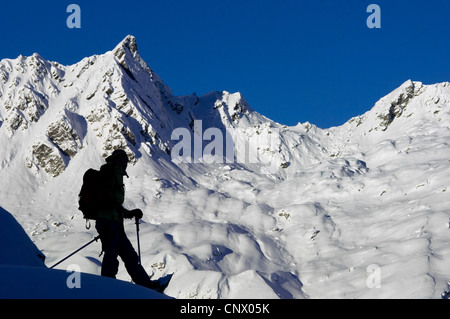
[{"left": 0, "top": 36, "right": 449, "bottom": 299}]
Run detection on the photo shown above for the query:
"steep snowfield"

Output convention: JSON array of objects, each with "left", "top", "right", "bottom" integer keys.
[{"left": 0, "top": 36, "right": 449, "bottom": 299}]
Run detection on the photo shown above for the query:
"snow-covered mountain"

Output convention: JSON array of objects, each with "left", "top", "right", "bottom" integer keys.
[{"left": 0, "top": 35, "right": 449, "bottom": 299}]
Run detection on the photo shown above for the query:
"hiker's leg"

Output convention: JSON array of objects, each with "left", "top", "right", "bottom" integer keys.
[
  {"left": 118, "top": 231, "right": 159, "bottom": 289},
  {"left": 96, "top": 219, "right": 120, "bottom": 278}
]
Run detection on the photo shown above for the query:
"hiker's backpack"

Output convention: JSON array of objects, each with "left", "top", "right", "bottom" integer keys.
[{"left": 78, "top": 168, "right": 108, "bottom": 229}]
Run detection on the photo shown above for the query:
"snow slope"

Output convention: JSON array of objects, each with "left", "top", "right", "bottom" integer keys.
[
  {"left": 0, "top": 35, "right": 449, "bottom": 299},
  {"left": 0, "top": 206, "right": 45, "bottom": 268}
]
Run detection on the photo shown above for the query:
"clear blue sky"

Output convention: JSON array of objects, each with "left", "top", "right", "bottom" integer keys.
[{"left": 1, "top": 0, "right": 449, "bottom": 128}]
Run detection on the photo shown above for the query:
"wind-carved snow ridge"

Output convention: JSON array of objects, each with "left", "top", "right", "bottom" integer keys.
[{"left": 0, "top": 35, "right": 450, "bottom": 298}]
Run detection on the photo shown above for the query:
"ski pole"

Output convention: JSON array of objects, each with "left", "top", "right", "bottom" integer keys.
[
  {"left": 49, "top": 235, "right": 101, "bottom": 269},
  {"left": 135, "top": 216, "right": 141, "bottom": 265}
]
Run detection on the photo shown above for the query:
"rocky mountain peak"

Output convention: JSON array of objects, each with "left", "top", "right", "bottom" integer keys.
[
  {"left": 117, "top": 35, "right": 138, "bottom": 54},
  {"left": 113, "top": 35, "right": 138, "bottom": 61},
  {"left": 112, "top": 35, "right": 147, "bottom": 76}
]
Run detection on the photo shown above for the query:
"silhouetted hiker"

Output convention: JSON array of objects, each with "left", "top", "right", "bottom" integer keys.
[{"left": 95, "top": 149, "right": 161, "bottom": 290}]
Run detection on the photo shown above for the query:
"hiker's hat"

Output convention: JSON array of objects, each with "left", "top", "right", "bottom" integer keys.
[
  {"left": 110, "top": 149, "right": 129, "bottom": 162},
  {"left": 107, "top": 149, "right": 130, "bottom": 177}
]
